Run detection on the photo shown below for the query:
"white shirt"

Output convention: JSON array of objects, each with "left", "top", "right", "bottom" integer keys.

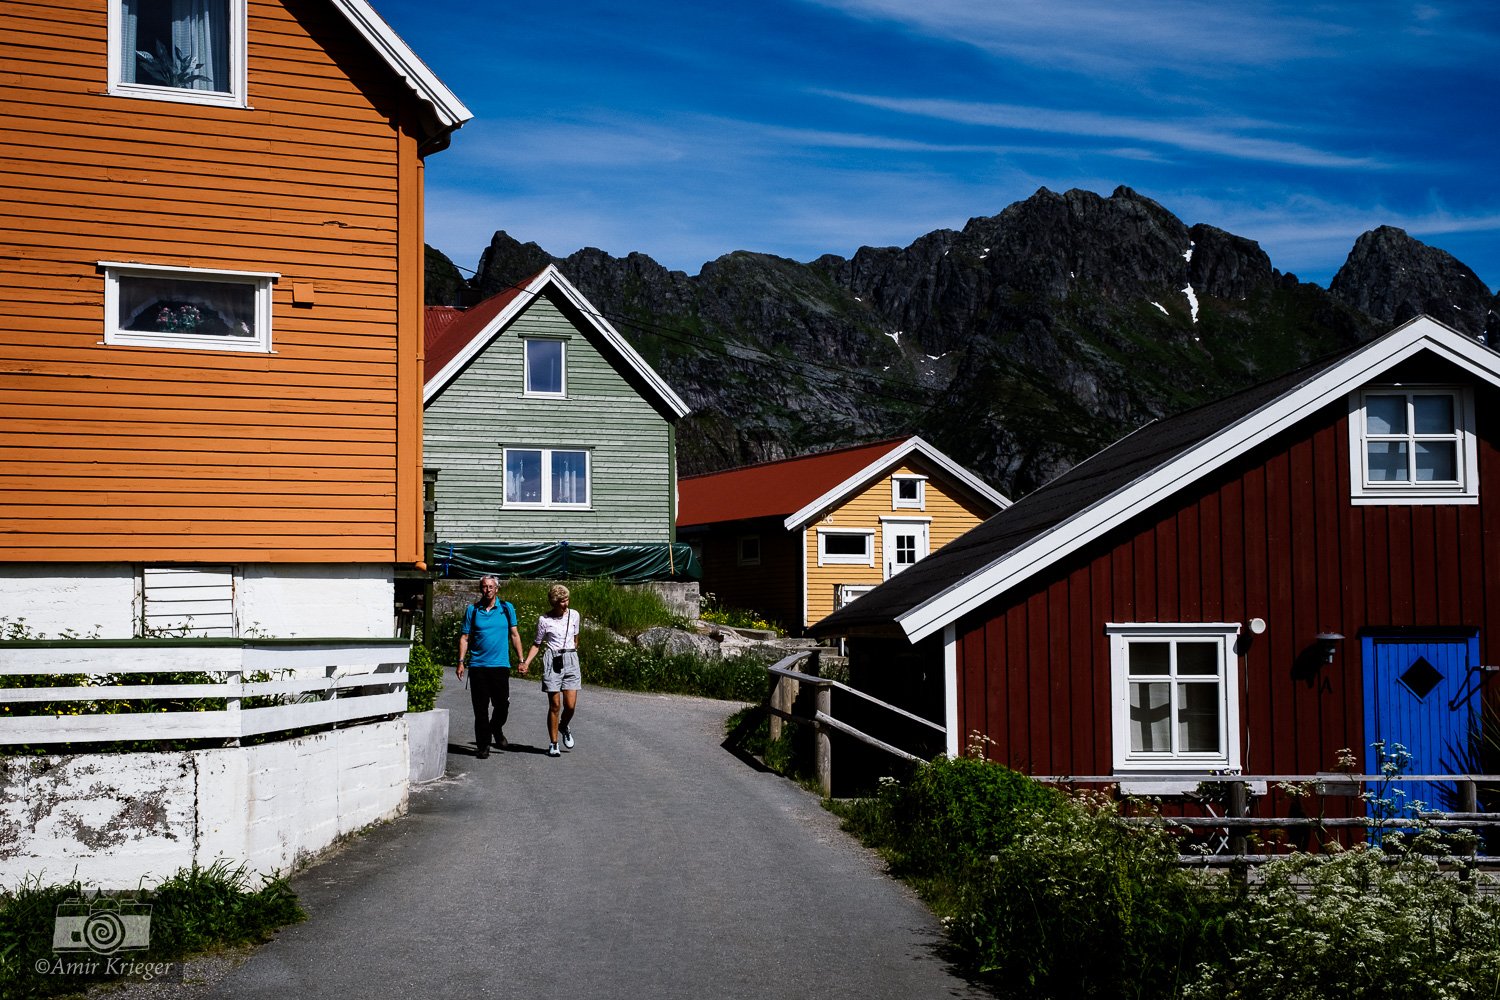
[{"left": 533, "top": 609, "right": 580, "bottom": 653}]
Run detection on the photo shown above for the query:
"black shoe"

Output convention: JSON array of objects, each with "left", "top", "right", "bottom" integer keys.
[
  {"left": 496, "top": 733, "right": 509, "bottom": 750},
  {"left": 476, "top": 748, "right": 491, "bottom": 759}
]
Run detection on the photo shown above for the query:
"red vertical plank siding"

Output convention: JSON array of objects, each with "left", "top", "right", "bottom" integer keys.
[
  {"left": 1047, "top": 575, "right": 1072, "bottom": 772},
  {"left": 1387, "top": 506, "right": 1414, "bottom": 623},
  {"left": 1199, "top": 490, "right": 1223, "bottom": 617},
  {"left": 1089, "top": 545, "right": 1115, "bottom": 773},
  {"left": 1311, "top": 420, "right": 1347, "bottom": 761},
  {"left": 1005, "top": 605, "right": 1032, "bottom": 769},
  {"left": 1156, "top": 518, "right": 1179, "bottom": 619},
  {"left": 1177, "top": 504, "right": 1201, "bottom": 620}
]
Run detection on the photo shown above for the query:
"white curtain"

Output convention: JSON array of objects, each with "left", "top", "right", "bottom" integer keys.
[
  {"left": 171, "top": 0, "right": 225, "bottom": 92},
  {"left": 119, "top": 0, "right": 139, "bottom": 83}
]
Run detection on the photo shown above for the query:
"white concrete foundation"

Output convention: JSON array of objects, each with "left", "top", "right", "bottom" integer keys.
[
  {"left": 0, "top": 563, "right": 395, "bottom": 640},
  {"left": 0, "top": 564, "right": 138, "bottom": 638},
  {"left": 0, "top": 719, "right": 410, "bottom": 890}
]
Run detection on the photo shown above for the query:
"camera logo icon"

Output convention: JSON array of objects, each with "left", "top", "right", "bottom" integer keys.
[{"left": 52, "top": 899, "right": 152, "bottom": 956}]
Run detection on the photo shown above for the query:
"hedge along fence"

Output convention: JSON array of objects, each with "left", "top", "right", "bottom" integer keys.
[{"left": 0, "top": 638, "right": 410, "bottom": 749}]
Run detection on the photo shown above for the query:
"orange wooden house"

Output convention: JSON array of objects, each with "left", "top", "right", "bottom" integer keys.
[
  {"left": 677, "top": 437, "right": 1009, "bottom": 635},
  {"left": 0, "top": 0, "right": 469, "bottom": 638}
]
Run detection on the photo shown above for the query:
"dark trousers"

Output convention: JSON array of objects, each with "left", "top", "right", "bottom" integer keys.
[{"left": 469, "top": 667, "right": 511, "bottom": 749}]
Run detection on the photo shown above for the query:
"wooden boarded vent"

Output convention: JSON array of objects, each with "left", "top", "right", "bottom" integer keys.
[{"left": 142, "top": 567, "right": 236, "bottom": 638}]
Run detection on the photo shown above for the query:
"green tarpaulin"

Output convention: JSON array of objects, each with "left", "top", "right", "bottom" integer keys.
[{"left": 435, "top": 541, "right": 700, "bottom": 583}]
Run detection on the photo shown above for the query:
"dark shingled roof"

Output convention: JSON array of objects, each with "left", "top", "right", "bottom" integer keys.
[{"left": 812, "top": 347, "right": 1356, "bottom": 637}]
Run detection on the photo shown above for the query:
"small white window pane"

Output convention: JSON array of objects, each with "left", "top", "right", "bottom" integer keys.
[
  {"left": 551, "top": 450, "right": 588, "bottom": 505},
  {"left": 897, "top": 479, "right": 919, "bottom": 499},
  {"left": 526, "top": 340, "right": 564, "bottom": 394},
  {"left": 1129, "top": 682, "right": 1171, "bottom": 751},
  {"left": 505, "top": 450, "right": 542, "bottom": 504},
  {"left": 1176, "top": 642, "right": 1219, "bottom": 676},
  {"left": 895, "top": 536, "right": 917, "bottom": 563},
  {"left": 123, "top": 0, "right": 231, "bottom": 93},
  {"left": 824, "top": 533, "right": 870, "bottom": 556},
  {"left": 1177, "top": 683, "right": 1221, "bottom": 752},
  {"left": 1414, "top": 441, "right": 1456, "bottom": 482},
  {"left": 118, "top": 274, "right": 256, "bottom": 338},
  {"left": 1367, "top": 441, "right": 1409, "bottom": 482},
  {"left": 1412, "top": 395, "right": 1454, "bottom": 435},
  {"left": 1365, "top": 395, "right": 1406, "bottom": 435},
  {"left": 1128, "top": 642, "right": 1170, "bottom": 676}
]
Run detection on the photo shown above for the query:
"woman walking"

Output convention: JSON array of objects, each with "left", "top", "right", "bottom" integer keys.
[{"left": 520, "top": 583, "right": 582, "bottom": 758}]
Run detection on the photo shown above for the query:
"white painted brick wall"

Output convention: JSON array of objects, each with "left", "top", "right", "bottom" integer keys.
[{"left": 0, "top": 564, "right": 138, "bottom": 638}]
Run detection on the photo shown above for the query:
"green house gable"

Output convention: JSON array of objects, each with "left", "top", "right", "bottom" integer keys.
[{"left": 426, "top": 288, "right": 681, "bottom": 548}]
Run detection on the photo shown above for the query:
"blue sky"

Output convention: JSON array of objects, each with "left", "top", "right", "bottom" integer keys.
[{"left": 380, "top": 0, "right": 1500, "bottom": 290}]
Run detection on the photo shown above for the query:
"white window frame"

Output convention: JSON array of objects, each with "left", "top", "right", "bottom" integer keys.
[
  {"left": 501, "top": 447, "right": 591, "bottom": 510},
  {"left": 101, "top": 261, "right": 276, "bottom": 353},
  {"left": 523, "top": 337, "right": 567, "bottom": 398},
  {"left": 1107, "top": 622, "right": 1241, "bottom": 772},
  {"left": 1348, "top": 387, "right": 1477, "bottom": 505},
  {"left": 835, "top": 583, "right": 874, "bottom": 609},
  {"left": 891, "top": 473, "right": 927, "bottom": 510},
  {"left": 737, "top": 535, "right": 761, "bottom": 567},
  {"left": 107, "top": 0, "right": 249, "bottom": 109},
  {"left": 817, "top": 527, "right": 875, "bottom": 567}
]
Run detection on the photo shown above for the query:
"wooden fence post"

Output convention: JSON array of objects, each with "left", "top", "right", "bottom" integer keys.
[
  {"left": 769, "top": 674, "right": 784, "bottom": 743},
  {"left": 815, "top": 682, "right": 832, "bottom": 797},
  {"left": 1228, "top": 781, "right": 1248, "bottom": 857}
]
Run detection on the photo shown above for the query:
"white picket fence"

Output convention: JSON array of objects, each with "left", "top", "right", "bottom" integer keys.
[{"left": 0, "top": 638, "right": 410, "bottom": 745}]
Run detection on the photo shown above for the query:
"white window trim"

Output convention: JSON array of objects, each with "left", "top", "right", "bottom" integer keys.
[
  {"left": 1348, "top": 386, "right": 1477, "bottom": 505},
  {"left": 107, "top": 0, "right": 249, "bottom": 109},
  {"left": 817, "top": 526, "right": 875, "bottom": 567},
  {"left": 891, "top": 473, "right": 927, "bottom": 510},
  {"left": 100, "top": 260, "right": 277, "bottom": 353},
  {"left": 523, "top": 337, "right": 568, "bottom": 398},
  {"left": 501, "top": 447, "right": 591, "bottom": 510},
  {"left": 1106, "top": 622, "right": 1241, "bottom": 773},
  {"left": 737, "top": 534, "right": 761, "bottom": 567},
  {"left": 835, "top": 583, "right": 874, "bottom": 609}
]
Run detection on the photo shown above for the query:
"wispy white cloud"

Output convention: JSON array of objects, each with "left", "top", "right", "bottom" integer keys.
[
  {"left": 798, "top": 0, "right": 1339, "bottom": 75},
  {"left": 821, "top": 92, "right": 1384, "bottom": 169}
]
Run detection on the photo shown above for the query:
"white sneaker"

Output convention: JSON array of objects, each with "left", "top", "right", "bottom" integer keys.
[
  {"left": 561, "top": 727, "right": 575, "bottom": 750},
  {"left": 547, "top": 742, "right": 561, "bottom": 758}
]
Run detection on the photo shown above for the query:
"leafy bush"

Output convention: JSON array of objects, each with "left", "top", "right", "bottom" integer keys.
[
  {"left": 841, "top": 752, "right": 1063, "bottom": 877},
  {"left": 953, "top": 791, "right": 1224, "bottom": 999},
  {"left": 698, "top": 596, "right": 784, "bottom": 636},
  {"left": 406, "top": 643, "right": 441, "bottom": 713},
  {"left": 1184, "top": 840, "right": 1500, "bottom": 1000},
  {"left": 0, "top": 862, "right": 304, "bottom": 1000},
  {"left": 581, "top": 633, "right": 773, "bottom": 701}
]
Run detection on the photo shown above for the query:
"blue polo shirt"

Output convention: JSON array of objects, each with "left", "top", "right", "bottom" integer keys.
[{"left": 462, "top": 601, "right": 517, "bottom": 668}]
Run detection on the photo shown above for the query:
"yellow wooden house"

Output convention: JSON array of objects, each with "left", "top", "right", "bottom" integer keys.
[{"left": 677, "top": 437, "right": 1009, "bottom": 634}]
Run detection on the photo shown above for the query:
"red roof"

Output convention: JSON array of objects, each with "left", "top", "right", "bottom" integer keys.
[
  {"left": 423, "top": 283, "right": 529, "bottom": 383},
  {"left": 677, "top": 438, "right": 911, "bottom": 527}
]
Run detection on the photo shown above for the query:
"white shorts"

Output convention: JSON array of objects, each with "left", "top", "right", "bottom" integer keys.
[{"left": 542, "top": 649, "right": 582, "bottom": 693}]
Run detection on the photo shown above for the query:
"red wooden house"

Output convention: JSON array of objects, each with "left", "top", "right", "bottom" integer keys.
[{"left": 814, "top": 317, "right": 1498, "bottom": 800}]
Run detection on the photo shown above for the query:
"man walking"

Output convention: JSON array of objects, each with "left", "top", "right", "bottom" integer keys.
[{"left": 456, "top": 575, "right": 525, "bottom": 758}]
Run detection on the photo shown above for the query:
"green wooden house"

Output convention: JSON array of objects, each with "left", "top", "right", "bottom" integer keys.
[{"left": 423, "top": 266, "right": 696, "bottom": 580}]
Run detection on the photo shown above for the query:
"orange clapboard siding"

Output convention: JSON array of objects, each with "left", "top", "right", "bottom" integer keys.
[
  {"left": 802, "top": 462, "right": 991, "bottom": 626},
  {"left": 0, "top": 0, "right": 427, "bottom": 563}
]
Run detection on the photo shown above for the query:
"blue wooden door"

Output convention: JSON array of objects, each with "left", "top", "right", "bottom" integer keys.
[{"left": 1362, "top": 631, "right": 1478, "bottom": 816}]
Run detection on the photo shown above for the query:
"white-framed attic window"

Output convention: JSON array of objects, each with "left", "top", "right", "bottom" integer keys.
[
  {"left": 108, "top": 0, "right": 248, "bottom": 108},
  {"left": 737, "top": 535, "right": 761, "bottom": 566},
  {"left": 892, "top": 473, "right": 927, "bottom": 510},
  {"left": 523, "top": 338, "right": 567, "bottom": 397},
  {"left": 1348, "top": 387, "right": 1477, "bottom": 505},
  {"left": 101, "top": 261, "right": 276, "bottom": 352},
  {"left": 1107, "top": 623, "right": 1241, "bottom": 772}
]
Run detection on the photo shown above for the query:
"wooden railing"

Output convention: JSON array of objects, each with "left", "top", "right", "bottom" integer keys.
[
  {"left": 1032, "top": 772, "right": 1500, "bottom": 863},
  {"left": 0, "top": 638, "right": 410, "bottom": 747},
  {"left": 763, "top": 650, "right": 942, "bottom": 795}
]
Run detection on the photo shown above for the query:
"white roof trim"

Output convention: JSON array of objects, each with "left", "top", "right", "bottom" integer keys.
[
  {"left": 422, "top": 265, "right": 691, "bottom": 418},
  {"left": 897, "top": 316, "right": 1499, "bottom": 642},
  {"left": 329, "top": 0, "right": 471, "bottom": 131},
  {"left": 781, "top": 436, "right": 1011, "bottom": 531}
]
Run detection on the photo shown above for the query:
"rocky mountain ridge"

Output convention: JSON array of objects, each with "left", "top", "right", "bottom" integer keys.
[{"left": 426, "top": 186, "right": 1497, "bottom": 497}]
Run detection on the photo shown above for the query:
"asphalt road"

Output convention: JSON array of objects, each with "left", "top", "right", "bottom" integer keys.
[{"left": 208, "top": 675, "right": 988, "bottom": 999}]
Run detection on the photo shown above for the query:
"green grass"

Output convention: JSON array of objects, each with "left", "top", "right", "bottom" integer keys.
[{"left": 0, "top": 861, "right": 304, "bottom": 1000}]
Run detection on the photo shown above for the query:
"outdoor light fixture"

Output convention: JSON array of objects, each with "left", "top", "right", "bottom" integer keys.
[{"left": 1315, "top": 632, "right": 1344, "bottom": 663}]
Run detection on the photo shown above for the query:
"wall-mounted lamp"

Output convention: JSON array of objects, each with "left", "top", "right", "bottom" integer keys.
[{"left": 1315, "top": 632, "right": 1345, "bottom": 664}]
